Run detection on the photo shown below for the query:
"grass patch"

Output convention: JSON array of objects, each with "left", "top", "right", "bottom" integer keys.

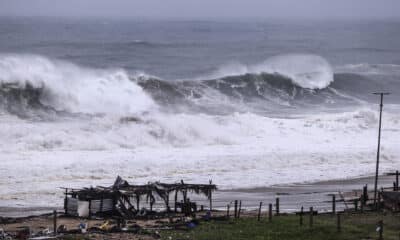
[{"left": 161, "top": 212, "right": 400, "bottom": 240}]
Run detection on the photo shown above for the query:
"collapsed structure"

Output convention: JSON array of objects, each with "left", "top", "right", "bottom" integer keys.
[{"left": 63, "top": 177, "right": 217, "bottom": 218}]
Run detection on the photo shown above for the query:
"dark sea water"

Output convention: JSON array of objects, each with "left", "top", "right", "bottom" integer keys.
[{"left": 1, "top": 18, "right": 400, "bottom": 77}]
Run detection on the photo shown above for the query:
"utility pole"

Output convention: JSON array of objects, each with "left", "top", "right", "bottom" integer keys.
[{"left": 373, "top": 92, "right": 390, "bottom": 208}]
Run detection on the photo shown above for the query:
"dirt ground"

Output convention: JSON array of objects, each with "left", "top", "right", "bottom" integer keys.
[
  {"left": 0, "top": 210, "right": 255, "bottom": 240},
  {"left": 0, "top": 213, "right": 169, "bottom": 239}
]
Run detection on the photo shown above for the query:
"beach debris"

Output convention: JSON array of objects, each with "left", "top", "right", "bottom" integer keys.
[
  {"left": 99, "top": 221, "right": 110, "bottom": 231},
  {"left": 0, "top": 228, "right": 12, "bottom": 240},
  {"left": 78, "top": 222, "right": 87, "bottom": 233}
]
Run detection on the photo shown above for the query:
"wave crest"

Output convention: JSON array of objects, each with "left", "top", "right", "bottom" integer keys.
[
  {"left": 206, "top": 54, "right": 334, "bottom": 89},
  {"left": 0, "top": 54, "right": 155, "bottom": 115}
]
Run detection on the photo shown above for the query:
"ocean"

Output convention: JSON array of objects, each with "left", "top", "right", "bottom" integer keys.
[{"left": 0, "top": 17, "right": 399, "bottom": 208}]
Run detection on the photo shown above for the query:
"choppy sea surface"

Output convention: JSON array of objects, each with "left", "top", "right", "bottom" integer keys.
[{"left": 0, "top": 17, "right": 399, "bottom": 208}]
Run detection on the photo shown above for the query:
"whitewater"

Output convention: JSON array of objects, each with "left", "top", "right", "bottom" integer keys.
[
  {"left": 0, "top": 53, "right": 399, "bottom": 208},
  {"left": 0, "top": 18, "right": 399, "bottom": 209}
]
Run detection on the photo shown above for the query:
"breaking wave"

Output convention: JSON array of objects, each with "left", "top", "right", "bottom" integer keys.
[
  {"left": 206, "top": 54, "right": 334, "bottom": 89},
  {"left": 0, "top": 53, "right": 393, "bottom": 117},
  {"left": 0, "top": 54, "right": 155, "bottom": 116}
]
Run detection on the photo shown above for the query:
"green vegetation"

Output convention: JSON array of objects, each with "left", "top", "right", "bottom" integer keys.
[{"left": 161, "top": 212, "right": 400, "bottom": 240}]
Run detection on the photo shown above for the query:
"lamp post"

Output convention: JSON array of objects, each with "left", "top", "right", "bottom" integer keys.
[{"left": 373, "top": 92, "right": 390, "bottom": 208}]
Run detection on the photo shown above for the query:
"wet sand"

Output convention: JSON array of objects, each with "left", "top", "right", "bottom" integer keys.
[{"left": 0, "top": 174, "right": 397, "bottom": 217}]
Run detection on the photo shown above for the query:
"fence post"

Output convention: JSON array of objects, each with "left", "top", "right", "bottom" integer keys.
[
  {"left": 363, "top": 185, "right": 368, "bottom": 204},
  {"left": 300, "top": 206, "right": 303, "bottom": 226},
  {"left": 337, "top": 213, "right": 341, "bottom": 233},
  {"left": 276, "top": 197, "right": 280, "bottom": 216},
  {"left": 209, "top": 180, "right": 213, "bottom": 211},
  {"left": 64, "top": 188, "right": 68, "bottom": 215},
  {"left": 258, "top": 202, "right": 262, "bottom": 221},
  {"left": 238, "top": 200, "right": 242, "bottom": 218},
  {"left": 332, "top": 195, "right": 336, "bottom": 215},
  {"left": 396, "top": 170, "right": 399, "bottom": 190},
  {"left": 268, "top": 203, "right": 272, "bottom": 222},
  {"left": 53, "top": 210, "right": 57, "bottom": 236},
  {"left": 309, "top": 207, "right": 313, "bottom": 228},
  {"left": 227, "top": 204, "right": 230, "bottom": 218},
  {"left": 234, "top": 200, "right": 238, "bottom": 218}
]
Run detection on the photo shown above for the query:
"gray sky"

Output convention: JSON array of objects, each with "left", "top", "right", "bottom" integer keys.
[{"left": 0, "top": 0, "right": 399, "bottom": 20}]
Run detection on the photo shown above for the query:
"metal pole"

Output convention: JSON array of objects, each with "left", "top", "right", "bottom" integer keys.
[{"left": 373, "top": 92, "right": 390, "bottom": 207}]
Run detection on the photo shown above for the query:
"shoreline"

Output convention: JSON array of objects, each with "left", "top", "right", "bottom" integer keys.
[{"left": 1, "top": 173, "right": 396, "bottom": 218}]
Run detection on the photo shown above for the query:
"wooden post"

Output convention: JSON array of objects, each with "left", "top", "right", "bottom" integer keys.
[
  {"left": 394, "top": 182, "right": 396, "bottom": 191},
  {"left": 183, "top": 189, "right": 187, "bottom": 203},
  {"left": 309, "top": 207, "right": 313, "bottom": 228},
  {"left": 209, "top": 190, "right": 212, "bottom": 211},
  {"left": 200, "top": 205, "right": 204, "bottom": 211},
  {"left": 257, "top": 202, "right": 262, "bottom": 221},
  {"left": 337, "top": 213, "right": 341, "bottom": 233},
  {"left": 234, "top": 200, "right": 238, "bottom": 218},
  {"left": 136, "top": 195, "right": 140, "bottom": 211},
  {"left": 300, "top": 206, "right": 303, "bottom": 226},
  {"left": 238, "top": 200, "right": 242, "bottom": 218},
  {"left": 227, "top": 204, "right": 230, "bottom": 218},
  {"left": 268, "top": 203, "right": 272, "bottom": 222},
  {"left": 275, "top": 197, "right": 280, "bottom": 215},
  {"left": 64, "top": 188, "right": 68, "bottom": 215},
  {"left": 332, "top": 195, "right": 336, "bottom": 215},
  {"left": 363, "top": 185, "right": 368, "bottom": 204},
  {"left": 396, "top": 171, "right": 399, "bottom": 190},
  {"left": 174, "top": 190, "right": 178, "bottom": 212},
  {"left": 53, "top": 210, "right": 57, "bottom": 236},
  {"left": 378, "top": 220, "right": 383, "bottom": 240},
  {"left": 209, "top": 180, "right": 213, "bottom": 211}
]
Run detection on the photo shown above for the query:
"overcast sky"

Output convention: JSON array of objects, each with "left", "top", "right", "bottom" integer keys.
[{"left": 0, "top": 0, "right": 399, "bottom": 20}]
